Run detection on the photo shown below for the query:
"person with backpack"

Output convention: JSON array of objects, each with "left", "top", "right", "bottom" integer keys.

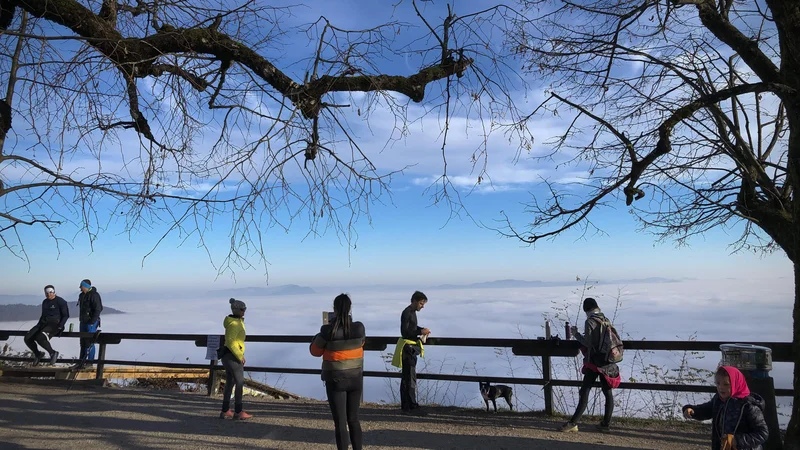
[
  {"left": 77, "top": 279, "right": 102, "bottom": 367},
  {"left": 310, "top": 293, "right": 366, "bottom": 450},
  {"left": 560, "top": 297, "right": 622, "bottom": 433}
]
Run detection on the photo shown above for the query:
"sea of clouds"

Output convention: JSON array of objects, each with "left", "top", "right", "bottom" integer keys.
[{"left": 1, "top": 277, "right": 793, "bottom": 424}]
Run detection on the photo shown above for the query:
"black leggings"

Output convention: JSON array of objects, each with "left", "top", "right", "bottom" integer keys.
[
  {"left": 221, "top": 352, "right": 244, "bottom": 413},
  {"left": 325, "top": 376, "right": 363, "bottom": 450},
  {"left": 24, "top": 323, "right": 57, "bottom": 356},
  {"left": 569, "top": 370, "right": 614, "bottom": 426}
]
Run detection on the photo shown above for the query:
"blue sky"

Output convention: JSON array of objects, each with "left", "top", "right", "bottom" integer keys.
[
  {"left": 0, "top": 0, "right": 794, "bottom": 294},
  {"left": 2, "top": 182, "right": 792, "bottom": 293}
]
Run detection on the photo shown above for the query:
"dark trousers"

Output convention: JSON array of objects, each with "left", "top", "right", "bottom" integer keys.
[
  {"left": 400, "top": 343, "right": 420, "bottom": 411},
  {"left": 221, "top": 352, "right": 245, "bottom": 413},
  {"left": 569, "top": 370, "right": 614, "bottom": 425},
  {"left": 325, "top": 376, "right": 363, "bottom": 450},
  {"left": 24, "top": 323, "right": 57, "bottom": 356},
  {"left": 79, "top": 320, "right": 99, "bottom": 361}
]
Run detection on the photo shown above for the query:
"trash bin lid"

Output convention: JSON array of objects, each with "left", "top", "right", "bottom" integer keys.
[
  {"left": 720, "top": 343, "right": 773, "bottom": 371},
  {"left": 720, "top": 343, "right": 772, "bottom": 353}
]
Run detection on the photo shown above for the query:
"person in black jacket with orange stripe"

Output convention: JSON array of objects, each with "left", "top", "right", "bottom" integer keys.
[{"left": 310, "top": 294, "right": 366, "bottom": 450}]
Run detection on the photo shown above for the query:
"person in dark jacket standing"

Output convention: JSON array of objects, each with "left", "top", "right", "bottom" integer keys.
[
  {"left": 560, "top": 297, "right": 620, "bottom": 433},
  {"left": 77, "top": 279, "right": 103, "bottom": 365},
  {"left": 683, "top": 366, "right": 769, "bottom": 450},
  {"left": 392, "top": 291, "right": 430, "bottom": 415},
  {"left": 310, "top": 293, "right": 366, "bottom": 450},
  {"left": 24, "top": 285, "right": 69, "bottom": 365}
]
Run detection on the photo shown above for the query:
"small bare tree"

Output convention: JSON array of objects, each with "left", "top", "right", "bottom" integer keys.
[
  {"left": 505, "top": 0, "right": 798, "bottom": 444},
  {"left": 0, "top": 0, "right": 529, "bottom": 274}
]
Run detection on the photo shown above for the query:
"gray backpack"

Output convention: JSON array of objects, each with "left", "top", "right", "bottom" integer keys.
[{"left": 591, "top": 317, "right": 624, "bottom": 365}]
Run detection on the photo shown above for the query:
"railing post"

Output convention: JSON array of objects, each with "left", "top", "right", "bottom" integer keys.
[
  {"left": 95, "top": 343, "right": 107, "bottom": 381},
  {"left": 543, "top": 320, "right": 553, "bottom": 415},
  {"left": 746, "top": 375, "right": 783, "bottom": 450},
  {"left": 207, "top": 359, "right": 218, "bottom": 397}
]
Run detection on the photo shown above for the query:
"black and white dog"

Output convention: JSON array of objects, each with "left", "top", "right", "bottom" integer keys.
[{"left": 479, "top": 381, "right": 513, "bottom": 412}]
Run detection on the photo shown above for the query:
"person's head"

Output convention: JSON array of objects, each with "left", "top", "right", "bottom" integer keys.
[
  {"left": 411, "top": 291, "right": 428, "bottom": 311},
  {"left": 715, "top": 366, "right": 750, "bottom": 402},
  {"left": 583, "top": 297, "right": 599, "bottom": 314},
  {"left": 331, "top": 293, "right": 353, "bottom": 338},
  {"left": 44, "top": 285, "right": 56, "bottom": 300},
  {"left": 229, "top": 298, "right": 247, "bottom": 318},
  {"left": 715, "top": 367, "right": 733, "bottom": 401},
  {"left": 333, "top": 293, "right": 352, "bottom": 319},
  {"left": 79, "top": 279, "right": 92, "bottom": 293}
]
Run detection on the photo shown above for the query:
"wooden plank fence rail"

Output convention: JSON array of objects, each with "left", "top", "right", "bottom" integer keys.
[{"left": 1, "top": 330, "right": 794, "bottom": 403}]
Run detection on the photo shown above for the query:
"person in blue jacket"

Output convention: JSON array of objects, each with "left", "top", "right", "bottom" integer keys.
[{"left": 77, "top": 279, "right": 102, "bottom": 366}]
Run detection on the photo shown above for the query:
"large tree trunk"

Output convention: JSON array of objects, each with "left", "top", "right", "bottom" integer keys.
[{"left": 788, "top": 262, "right": 800, "bottom": 449}]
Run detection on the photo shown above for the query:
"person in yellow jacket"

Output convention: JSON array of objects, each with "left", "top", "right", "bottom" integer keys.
[{"left": 219, "top": 298, "right": 251, "bottom": 420}]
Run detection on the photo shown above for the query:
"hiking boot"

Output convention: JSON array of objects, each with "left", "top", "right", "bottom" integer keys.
[
  {"left": 596, "top": 422, "right": 611, "bottom": 433},
  {"left": 233, "top": 411, "right": 252, "bottom": 420},
  {"left": 559, "top": 422, "right": 578, "bottom": 432},
  {"left": 402, "top": 408, "right": 428, "bottom": 417},
  {"left": 219, "top": 410, "right": 234, "bottom": 419},
  {"left": 49, "top": 351, "right": 59, "bottom": 365},
  {"left": 32, "top": 352, "right": 45, "bottom": 366}
]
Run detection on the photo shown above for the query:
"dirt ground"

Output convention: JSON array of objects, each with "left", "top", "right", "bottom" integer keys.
[{"left": 0, "top": 380, "right": 711, "bottom": 449}]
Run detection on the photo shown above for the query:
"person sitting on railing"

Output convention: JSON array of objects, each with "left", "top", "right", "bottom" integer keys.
[
  {"left": 310, "top": 293, "right": 366, "bottom": 450},
  {"left": 683, "top": 366, "right": 768, "bottom": 450},
  {"left": 218, "top": 298, "right": 252, "bottom": 420},
  {"left": 24, "top": 285, "right": 68, "bottom": 366},
  {"left": 391, "top": 290, "right": 431, "bottom": 416},
  {"left": 560, "top": 297, "right": 620, "bottom": 433}
]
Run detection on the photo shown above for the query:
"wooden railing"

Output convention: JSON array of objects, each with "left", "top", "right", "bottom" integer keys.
[
  {"left": 2, "top": 330, "right": 790, "bottom": 449},
  {"left": 0, "top": 330, "right": 792, "bottom": 402}
]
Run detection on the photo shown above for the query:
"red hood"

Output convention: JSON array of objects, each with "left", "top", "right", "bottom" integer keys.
[{"left": 721, "top": 365, "right": 751, "bottom": 399}]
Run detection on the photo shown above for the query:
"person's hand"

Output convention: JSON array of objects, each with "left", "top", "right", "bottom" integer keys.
[
  {"left": 421, "top": 328, "right": 431, "bottom": 336},
  {"left": 241, "top": 357, "right": 246, "bottom": 365},
  {"left": 570, "top": 326, "right": 579, "bottom": 336},
  {"left": 722, "top": 434, "right": 736, "bottom": 450},
  {"left": 56, "top": 327, "right": 64, "bottom": 337},
  {"left": 683, "top": 408, "right": 694, "bottom": 419}
]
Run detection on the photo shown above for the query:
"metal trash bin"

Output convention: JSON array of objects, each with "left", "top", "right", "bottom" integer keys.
[
  {"left": 720, "top": 343, "right": 772, "bottom": 378},
  {"left": 719, "top": 344, "right": 782, "bottom": 450}
]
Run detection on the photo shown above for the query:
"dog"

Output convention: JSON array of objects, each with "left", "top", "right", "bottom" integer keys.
[{"left": 479, "top": 381, "right": 513, "bottom": 412}]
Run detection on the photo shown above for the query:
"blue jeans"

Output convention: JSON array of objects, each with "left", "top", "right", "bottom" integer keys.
[{"left": 80, "top": 320, "right": 99, "bottom": 361}]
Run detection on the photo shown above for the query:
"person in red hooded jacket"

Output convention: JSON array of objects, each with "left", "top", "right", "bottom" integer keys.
[{"left": 683, "top": 366, "right": 769, "bottom": 450}]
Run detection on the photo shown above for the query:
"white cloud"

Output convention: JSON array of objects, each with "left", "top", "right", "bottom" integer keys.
[{"left": 1, "top": 278, "right": 793, "bottom": 423}]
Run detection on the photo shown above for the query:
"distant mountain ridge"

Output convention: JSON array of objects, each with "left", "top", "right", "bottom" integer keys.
[
  {"left": 431, "top": 277, "right": 680, "bottom": 290},
  {"left": 0, "top": 303, "right": 125, "bottom": 323},
  {"left": 206, "top": 284, "right": 316, "bottom": 297},
  {"left": 0, "top": 291, "right": 139, "bottom": 304}
]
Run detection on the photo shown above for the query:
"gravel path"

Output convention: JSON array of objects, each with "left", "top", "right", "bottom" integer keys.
[{"left": 0, "top": 381, "right": 710, "bottom": 449}]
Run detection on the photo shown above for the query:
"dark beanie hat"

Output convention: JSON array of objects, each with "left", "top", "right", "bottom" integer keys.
[
  {"left": 583, "top": 297, "right": 599, "bottom": 312},
  {"left": 230, "top": 298, "right": 247, "bottom": 312}
]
